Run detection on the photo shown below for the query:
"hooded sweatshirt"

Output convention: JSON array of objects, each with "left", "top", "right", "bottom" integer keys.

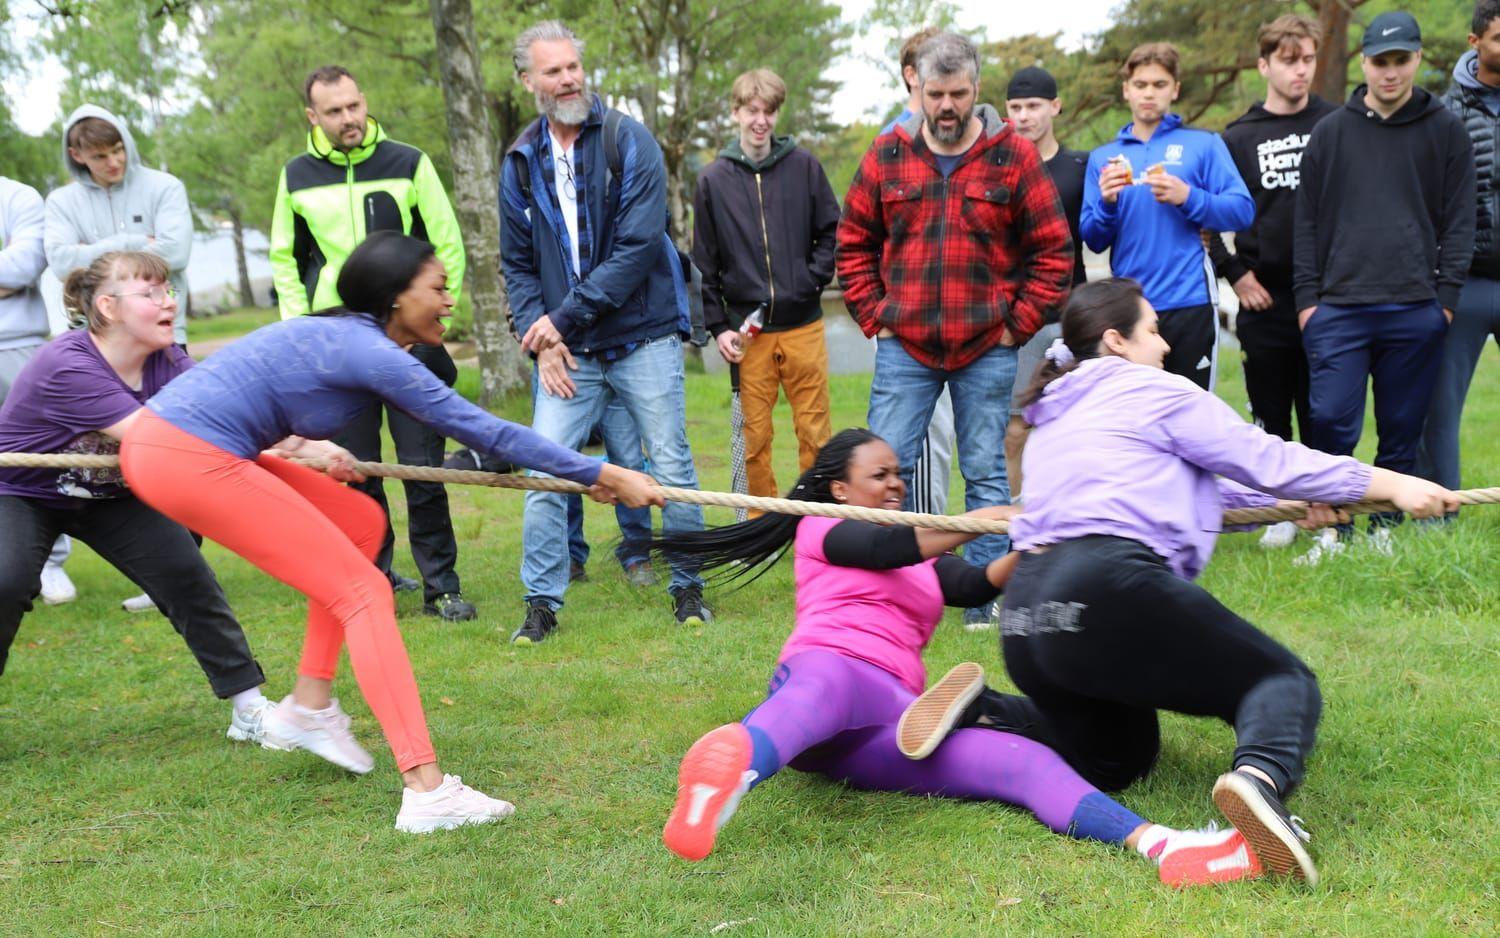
[
  {"left": 1209, "top": 97, "right": 1337, "bottom": 289},
  {"left": 1013, "top": 355, "right": 1369, "bottom": 580},
  {"left": 692, "top": 134, "right": 841, "bottom": 335},
  {"left": 43, "top": 105, "right": 192, "bottom": 344},
  {"left": 1446, "top": 50, "right": 1500, "bottom": 278},
  {"left": 1293, "top": 86, "right": 1476, "bottom": 313},
  {"left": 0, "top": 177, "right": 49, "bottom": 352}
]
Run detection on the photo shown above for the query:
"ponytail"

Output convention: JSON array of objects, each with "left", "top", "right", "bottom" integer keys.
[{"left": 1016, "top": 277, "right": 1146, "bottom": 411}]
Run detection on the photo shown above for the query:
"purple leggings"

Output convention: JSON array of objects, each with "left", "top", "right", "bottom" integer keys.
[{"left": 741, "top": 650, "right": 1144, "bottom": 841}]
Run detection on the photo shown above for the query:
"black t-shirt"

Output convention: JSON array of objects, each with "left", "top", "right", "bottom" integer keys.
[{"left": 1045, "top": 146, "right": 1089, "bottom": 289}]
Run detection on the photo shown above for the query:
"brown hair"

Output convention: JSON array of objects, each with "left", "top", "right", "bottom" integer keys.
[
  {"left": 303, "top": 65, "right": 357, "bottom": 106},
  {"left": 1017, "top": 279, "right": 1148, "bottom": 411},
  {"left": 899, "top": 27, "right": 943, "bottom": 91},
  {"left": 1120, "top": 42, "right": 1180, "bottom": 81},
  {"left": 730, "top": 69, "right": 787, "bottom": 112},
  {"left": 61, "top": 251, "right": 171, "bottom": 334},
  {"left": 66, "top": 117, "right": 123, "bottom": 153},
  {"left": 1258, "top": 14, "right": 1322, "bottom": 60}
]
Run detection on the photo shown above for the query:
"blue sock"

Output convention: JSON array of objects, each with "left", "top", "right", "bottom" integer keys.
[
  {"left": 744, "top": 724, "right": 781, "bottom": 790},
  {"left": 1065, "top": 791, "right": 1146, "bottom": 845}
]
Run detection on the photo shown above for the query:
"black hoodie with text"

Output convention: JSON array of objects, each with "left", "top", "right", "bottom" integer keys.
[
  {"left": 1293, "top": 85, "right": 1476, "bottom": 313},
  {"left": 1210, "top": 96, "right": 1336, "bottom": 289}
]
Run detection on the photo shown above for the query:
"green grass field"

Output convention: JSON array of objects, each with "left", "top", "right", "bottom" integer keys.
[{"left": 2, "top": 346, "right": 1497, "bottom": 935}]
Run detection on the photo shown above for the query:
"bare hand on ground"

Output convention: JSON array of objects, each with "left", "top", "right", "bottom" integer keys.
[
  {"left": 1233, "top": 272, "right": 1273, "bottom": 312},
  {"left": 716, "top": 331, "right": 744, "bottom": 364},
  {"left": 537, "top": 343, "right": 578, "bottom": 399}
]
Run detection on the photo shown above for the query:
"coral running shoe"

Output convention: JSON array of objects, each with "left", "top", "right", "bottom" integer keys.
[
  {"left": 663, "top": 723, "right": 754, "bottom": 861},
  {"left": 1152, "top": 825, "right": 1264, "bottom": 887}
]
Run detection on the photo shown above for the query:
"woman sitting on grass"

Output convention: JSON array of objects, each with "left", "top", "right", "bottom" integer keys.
[
  {"left": 0, "top": 251, "right": 277, "bottom": 743},
  {"left": 643, "top": 428, "right": 1263, "bottom": 887},
  {"left": 898, "top": 278, "right": 1458, "bottom": 887},
  {"left": 117, "top": 231, "right": 661, "bottom": 833}
]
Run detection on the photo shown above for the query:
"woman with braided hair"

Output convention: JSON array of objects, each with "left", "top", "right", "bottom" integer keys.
[
  {"left": 897, "top": 278, "right": 1459, "bottom": 886},
  {"left": 642, "top": 428, "right": 1267, "bottom": 887},
  {"left": 117, "top": 231, "right": 661, "bottom": 832}
]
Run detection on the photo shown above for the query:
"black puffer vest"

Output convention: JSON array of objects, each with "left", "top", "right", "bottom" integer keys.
[{"left": 1446, "top": 82, "right": 1500, "bottom": 277}]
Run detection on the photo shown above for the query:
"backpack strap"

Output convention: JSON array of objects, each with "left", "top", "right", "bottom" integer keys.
[{"left": 602, "top": 108, "right": 625, "bottom": 194}]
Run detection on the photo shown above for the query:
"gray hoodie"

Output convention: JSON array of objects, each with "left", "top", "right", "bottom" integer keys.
[
  {"left": 43, "top": 105, "right": 192, "bottom": 343},
  {"left": 0, "top": 176, "right": 50, "bottom": 352}
]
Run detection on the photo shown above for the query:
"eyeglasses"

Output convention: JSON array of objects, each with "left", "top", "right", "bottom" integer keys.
[
  {"left": 558, "top": 152, "right": 577, "bottom": 201},
  {"left": 113, "top": 285, "right": 178, "bottom": 306}
]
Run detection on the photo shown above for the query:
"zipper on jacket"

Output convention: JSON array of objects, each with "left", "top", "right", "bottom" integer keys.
[
  {"left": 755, "top": 172, "right": 776, "bottom": 324},
  {"left": 347, "top": 160, "right": 357, "bottom": 237},
  {"left": 937, "top": 176, "right": 948, "bottom": 334}
]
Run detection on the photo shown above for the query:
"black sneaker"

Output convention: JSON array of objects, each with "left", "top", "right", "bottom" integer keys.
[
  {"left": 673, "top": 586, "right": 712, "bottom": 626},
  {"left": 569, "top": 560, "right": 588, "bottom": 583},
  {"left": 1212, "top": 770, "right": 1317, "bottom": 886},
  {"left": 424, "top": 592, "right": 477, "bottom": 621},
  {"left": 510, "top": 601, "right": 558, "bottom": 645},
  {"left": 389, "top": 572, "right": 421, "bottom": 593}
]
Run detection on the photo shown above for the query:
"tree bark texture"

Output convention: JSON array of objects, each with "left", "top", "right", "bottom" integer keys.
[
  {"left": 429, "top": 0, "right": 531, "bottom": 406},
  {"left": 229, "top": 206, "right": 254, "bottom": 308},
  {"left": 1311, "top": 0, "right": 1361, "bottom": 105}
]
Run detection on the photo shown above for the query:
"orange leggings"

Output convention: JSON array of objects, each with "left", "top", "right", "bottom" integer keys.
[{"left": 121, "top": 409, "right": 435, "bottom": 771}]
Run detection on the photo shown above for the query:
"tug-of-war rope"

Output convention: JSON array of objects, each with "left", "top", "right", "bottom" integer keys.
[{"left": 5, "top": 451, "right": 1500, "bottom": 531}]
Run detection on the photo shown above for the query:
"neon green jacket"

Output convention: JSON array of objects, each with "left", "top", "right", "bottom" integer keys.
[{"left": 269, "top": 119, "right": 465, "bottom": 319}]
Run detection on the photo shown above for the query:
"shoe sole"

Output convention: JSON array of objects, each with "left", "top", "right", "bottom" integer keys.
[
  {"left": 663, "top": 723, "right": 752, "bottom": 861},
  {"left": 226, "top": 725, "right": 259, "bottom": 743},
  {"left": 1212, "top": 773, "right": 1318, "bottom": 887},
  {"left": 260, "top": 729, "right": 374, "bottom": 775},
  {"left": 1157, "top": 832, "right": 1265, "bottom": 887},
  {"left": 395, "top": 811, "right": 512, "bottom": 834},
  {"left": 41, "top": 594, "right": 77, "bottom": 606},
  {"left": 677, "top": 615, "right": 707, "bottom": 627},
  {"left": 897, "top": 662, "right": 984, "bottom": 760}
]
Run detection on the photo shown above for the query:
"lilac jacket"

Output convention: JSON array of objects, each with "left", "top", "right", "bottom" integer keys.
[{"left": 1013, "top": 356, "right": 1371, "bottom": 579}]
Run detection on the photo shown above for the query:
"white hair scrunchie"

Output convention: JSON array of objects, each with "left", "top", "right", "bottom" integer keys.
[{"left": 1043, "top": 338, "right": 1075, "bottom": 367}]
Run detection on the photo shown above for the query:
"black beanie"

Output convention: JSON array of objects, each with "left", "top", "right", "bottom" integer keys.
[{"left": 1007, "top": 66, "right": 1058, "bottom": 101}]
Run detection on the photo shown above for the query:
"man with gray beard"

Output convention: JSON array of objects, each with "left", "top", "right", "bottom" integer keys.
[{"left": 500, "top": 20, "right": 709, "bottom": 645}]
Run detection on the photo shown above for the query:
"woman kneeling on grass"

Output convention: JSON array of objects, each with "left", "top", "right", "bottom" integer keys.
[
  {"left": 898, "top": 278, "right": 1458, "bottom": 886},
  {"left": 117, "top": 231, "right": 661, "bottom": 833},
  {"left": 0, "top": 252, "right": 277, "bottom": 740},
  {"left": 645, "top": 428, "right": 1264, "bottom": 887}
]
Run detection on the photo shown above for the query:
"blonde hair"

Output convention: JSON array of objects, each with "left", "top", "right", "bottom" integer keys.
[
  {"left": 61, "top": 251, "right": 171, "bottom": 334},
  {"left": 730, "top": 69, "right": 787, "bottom": 112}
]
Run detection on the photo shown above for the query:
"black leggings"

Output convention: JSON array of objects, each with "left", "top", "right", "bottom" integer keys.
[{"left": 968, "top": 536, "right": 1320, "bottom": 795}]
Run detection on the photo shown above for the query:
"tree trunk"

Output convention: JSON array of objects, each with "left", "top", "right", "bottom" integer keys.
[
  {"left": 428, "top": 0, "right": 531, "bottom": 406},
  {"left": 229, "top": 205, "right": 254, "bottom": 308},
  {"left": 1312, "top": 0, "right": 1358, "bottom": 105}
]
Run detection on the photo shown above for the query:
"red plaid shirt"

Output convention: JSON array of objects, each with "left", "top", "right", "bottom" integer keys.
[{"left": 836, "top": 108, "right": 1073, "bottom": 370}]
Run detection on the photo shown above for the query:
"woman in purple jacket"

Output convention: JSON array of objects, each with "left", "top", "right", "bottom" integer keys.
[{"left": 902, "top": 279, "right": 1456, "bottom": 887}]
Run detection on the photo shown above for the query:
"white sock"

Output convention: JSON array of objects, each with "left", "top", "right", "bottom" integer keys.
[
  {"left": 230, "top": 688, "right": 268, "bottom": 714},
  {"left": 1135, "top": 824, "right": 1174, "bottom": 863}
]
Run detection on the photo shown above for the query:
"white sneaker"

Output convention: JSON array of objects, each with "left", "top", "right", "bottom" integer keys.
[
  {"left": 39, "top": 563, "right": 77, "bottom": 605},
  {"left": 1258, "top": 521, "right": 1298, "bottom": 550},
  {"left": 259, "top": 695, "right": 374, "bottom": 774},
  {"left": 395, "top": 774, "right": 516, "bottom": 833},
  {"left": 1366, "top": 527, "right": 1395, "bottom": 556},
  {"left": 226, "top": 698, "right": 277, "bottom": 744},
  {"left": 121, "top": 593, "right": 157, "bottom": 613},
  {"left": 1292, "top": 527, "right": 1345, "bottom": 567}
]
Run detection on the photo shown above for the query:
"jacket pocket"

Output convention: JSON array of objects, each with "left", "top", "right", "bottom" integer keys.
[
  {"left": 364, "top": 191, "right": 404, "bottom": 234},
  {"left": 879, "top": 181, "right": 922, "bottom": 238},
  {"left": 960, "top": 180, "right": 1010, "bottom": 239}
]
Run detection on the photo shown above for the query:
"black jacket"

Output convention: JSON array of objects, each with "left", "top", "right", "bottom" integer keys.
[
  {"left": 692, "top": 136, "right": 841, "bottom": 334},
  {"left": 1210, "top": 97, "right": 1336, "bottom": 288},
  {"left": 1294, "top": 86, "right": 1476, "bottom": 312},
  {"left": 1045, "top": 146, "right": 1089, "bottom": 291},
  {"left": 1445, "top": 78, "right": 1500, "bottom": 278}
]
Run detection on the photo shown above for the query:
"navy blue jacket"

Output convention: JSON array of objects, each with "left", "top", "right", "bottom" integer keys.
[{"left": 500, "top": 96, "right": 688, "bottom": 355}]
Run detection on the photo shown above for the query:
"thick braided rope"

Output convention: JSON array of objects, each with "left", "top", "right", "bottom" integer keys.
[{"left": 5, "top": 451, "right": 1500, "bottom": 532}]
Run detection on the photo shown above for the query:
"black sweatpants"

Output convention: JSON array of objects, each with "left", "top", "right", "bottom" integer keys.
[
  {"left": 0, "top": 494, "right": 265, "bottom": 696},
  {"left": 1236, "top": 283, "right": 1308, "bottom": 443},
  {"left": 967, "top": 536, "right": 1320, "bottom": 795},
  {"left": 336, "top": 342, "right": 461, "bottom": 603},
  {"left": 1157, "top": 303, "right": 1218, "bottom": 390}
]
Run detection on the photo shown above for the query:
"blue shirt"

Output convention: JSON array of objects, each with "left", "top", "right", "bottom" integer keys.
[
  {"left": 147, "top": 315, "right": 603, "bottom": 485},
  {"left": 1081, "top": 114, "right": 1255, "bottom": 310}
]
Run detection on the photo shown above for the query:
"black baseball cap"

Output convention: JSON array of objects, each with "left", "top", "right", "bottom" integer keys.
[
  {"left": 1007, "top": 66, "right": 1058, "bottom": 101},
  {"left": 1362, "top": 11, "right": 1421, "bottom": 56}
]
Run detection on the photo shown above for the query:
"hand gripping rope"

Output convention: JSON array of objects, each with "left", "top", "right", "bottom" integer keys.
[{"left": 3, "top": 452, "right": 1500, "bottom": 532}]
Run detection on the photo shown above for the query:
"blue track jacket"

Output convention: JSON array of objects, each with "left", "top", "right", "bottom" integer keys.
[{"left": 1081, "top": 114, "right": 1254, "bottom": 310}]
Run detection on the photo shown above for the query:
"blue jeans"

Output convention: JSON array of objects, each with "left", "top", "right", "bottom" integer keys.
[
  {"left": 1417, "top": 276, "right": 1500, "bottom": 493},
  {"left": 563, "top": 396, "right": 652, "bottom": 570},
  {"left": 867, "top": 337, "right": 1015, "bottom": 568},
  {"left": 522, "top": 334, "right": 703, "bottom": 608}
]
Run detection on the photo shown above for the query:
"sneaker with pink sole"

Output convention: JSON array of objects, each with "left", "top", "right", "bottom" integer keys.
[
  {"left": 259, "top": 695, "right": 374, "bottom": 774},
  {"left": 395, "top": 775, "right": 515, "bottom": 833}
]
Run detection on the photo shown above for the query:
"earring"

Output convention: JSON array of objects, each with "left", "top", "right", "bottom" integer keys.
[{"left": 392, "top": 302, "right": 400, "bottom": 309}]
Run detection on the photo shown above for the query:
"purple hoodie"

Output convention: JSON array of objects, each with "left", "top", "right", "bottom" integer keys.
[{"left": 1013, "top": 356, "right": 1371, "bottom": 579}]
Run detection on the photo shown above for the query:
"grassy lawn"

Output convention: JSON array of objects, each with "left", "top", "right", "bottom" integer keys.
[
  {"left": 2, "top": 344, "right": 1496, "bottom": 934},
  {"left": 185, "top": 306, "right": 280, "bottom": 344}
]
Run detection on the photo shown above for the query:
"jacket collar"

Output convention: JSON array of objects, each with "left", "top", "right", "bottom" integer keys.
[
  {"left": 307, "top": 118, "right": 386, "bottom": 165},
  {"left": 1115, "top": 112, "right": 1183, "bottom": 144}
]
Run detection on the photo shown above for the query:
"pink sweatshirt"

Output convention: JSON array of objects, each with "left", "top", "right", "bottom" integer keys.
[{"left": 778, "top": 515, "right": 943, "bottom": 694}]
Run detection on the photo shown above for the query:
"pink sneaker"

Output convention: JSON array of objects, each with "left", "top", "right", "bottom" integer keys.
[{"left": 395, "top": 774, "right": 515, "bottom": 833}]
